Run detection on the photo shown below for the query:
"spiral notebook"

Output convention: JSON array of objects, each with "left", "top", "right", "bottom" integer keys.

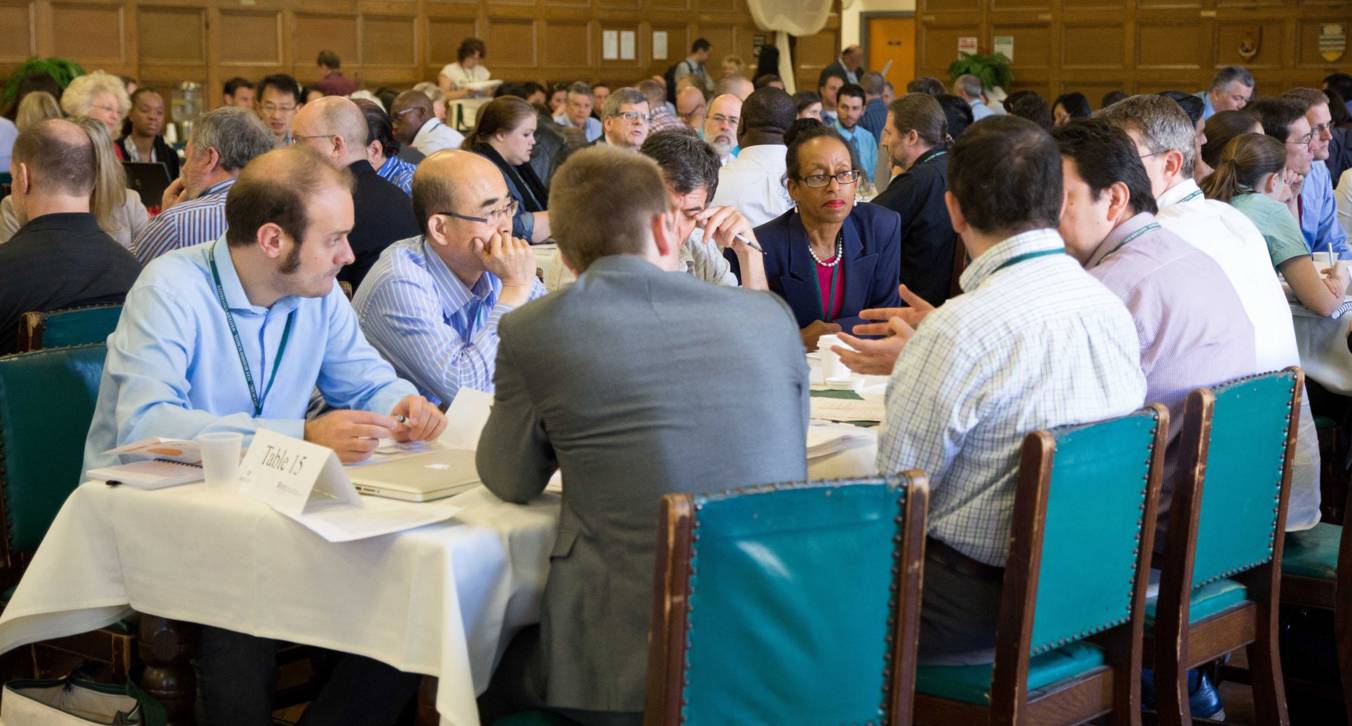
[{"left": 87, "top": 459, "right": 203, "bottom": 489}]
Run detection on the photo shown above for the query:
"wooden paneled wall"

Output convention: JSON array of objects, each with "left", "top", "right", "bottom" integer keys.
[
  {"left": 0, "top": 0, "right": 840, "bottom": 106},
  {"left": 917, "top": 0, "right": 1349, "bottom": 105}
]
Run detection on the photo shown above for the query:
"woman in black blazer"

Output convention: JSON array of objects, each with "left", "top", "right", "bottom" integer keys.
[
  {"left": 116, "top": 87, "right": 179, "bottom": 181},
  {"left": 737, "top": 123, "right": 902, "bottom": 350}
]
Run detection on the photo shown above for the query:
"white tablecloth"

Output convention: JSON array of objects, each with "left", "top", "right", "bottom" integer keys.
[
  {"left": 1292, "top": 303, "right": 1352, "bottom": 395},
  {"left": 0, "top": 436, "right": 876, "bottom": 724}
]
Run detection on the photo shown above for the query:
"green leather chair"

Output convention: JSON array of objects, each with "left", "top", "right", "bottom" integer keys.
[
  {"left": 914, "top": 404, "right": 1168, "bottom": 725},
  {"left": 644, "top": 473, "right": 930, "bottom": 725},
  {"left": 0, "top": 343, "right": 136, "bottom": 680},
  {"left": 17, "top": 304, "right": 122, "bottom": 352},
  {"left": 1144, "top": 368, "right": 1302, "bottom": 726}
]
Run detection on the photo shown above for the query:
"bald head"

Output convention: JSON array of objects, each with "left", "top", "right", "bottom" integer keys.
[
  {"left": 12, "top": 118, "right": 95, "bottom": 197},
  {"left": 676, "top": 86, "right": 706, "bottom": 128},
  {"left": 290, "top": 96, "right": 369, "bottom": 166},
  {"left": 391, "top": 90, "right": 434, "bottom": 144},
  {"left": 716, "top": 74, "right": 754, "bottom": 101},
  {"left": 225, "top": 145, "right": 354, "bottom": 248},
  {"left": 412, "top": 149, "right": 510, "bottom": 238}
]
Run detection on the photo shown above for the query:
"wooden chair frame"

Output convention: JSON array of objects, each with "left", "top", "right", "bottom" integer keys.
[
  {"left": 16, "top": 304, "right": 122, "bottom": 353},
  {"left": 643, "top": 473, "right": 930, "bottom": 726},
  {"left": 1143, "top": 370, "right": 1302, "bottom": 726},
  {"left": 915, "top": 404, "right": 1167, "bottom": 726}
]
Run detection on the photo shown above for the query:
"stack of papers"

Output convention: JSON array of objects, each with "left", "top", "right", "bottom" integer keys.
[
  {"left": 806, "top": 422, "right": 873, "bottom": 460},
  {"left": 810, "top": 391, "right": 886, "bottom": 423}
]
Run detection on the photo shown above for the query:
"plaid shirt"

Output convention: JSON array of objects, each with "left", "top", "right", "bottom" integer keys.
[{"left": 876, "top": 228, "right": 1146, "bottom": 566}]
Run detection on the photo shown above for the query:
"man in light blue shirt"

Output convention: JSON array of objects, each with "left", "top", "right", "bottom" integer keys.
[
  {"left": 353, "top": 150, "right": 544, "bottom": 406},
  {"left": 1196, "top": 65, "right": 1254, "bottom": 121},
  {"left": 954, "top": 75, "right": 994, "bottom": 121},
  {"left": 833, "top": 83, "right": 877, "bottom": 184},
  {"left": 83, "top": 145, "right": 445, "bottom": 725},
  {"left": 1285, "top": 88, "right": 1351, "bottom": 258},
  {"left": 553, "top": 82, "right": 602, "bottom": 143}
]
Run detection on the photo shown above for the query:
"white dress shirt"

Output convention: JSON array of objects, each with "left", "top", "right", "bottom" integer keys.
[
  {"left": 679, "top": 228, "right": 737, "bottom": 287},
  {"left": 411, "top": 118, "right": 465, "bottom": 157},
  {"left": 439, "top": 62, "right": 490, "bottom": 90},
  {"left": 711, "top": 144, "right": 793, "bottom": 228},
  {"left": 877, "top": 229, "right": 1147, "bottom": 566},
  {"left": 1155, "top": 178, "right": 1321, "bottom": 530}
]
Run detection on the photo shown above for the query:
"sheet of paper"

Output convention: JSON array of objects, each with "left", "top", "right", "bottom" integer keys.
[
  {"left": 652, "top": 31, "right": 668, "bottom": 60},
  {"left": 810, "top": 396, "right": 886, "bottom": 424},
  {"left": 620, "top": 31, "right": 636, "bottom": 60},
  {"left": 806, "top": 421, "right": 873, "bottom": 458},
  {"left": 107, "top": 437, "right": 202, "bottom": 464},
  {"left": 603, "top": 30, "right": 619, "bottom": 60},
  {"left": 439, "top": 388, "right": 493, "bottom": 451},
  {"left": 277, "top": 496, "right": 457, "bottom": 543}
]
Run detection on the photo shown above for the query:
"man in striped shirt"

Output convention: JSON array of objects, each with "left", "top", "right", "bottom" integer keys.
[
  {"left": 352, "top": 150, "right": 544, "bottom": 406},
  {"left": 132, "top": 107, "right": 275, "bottom": 264}
]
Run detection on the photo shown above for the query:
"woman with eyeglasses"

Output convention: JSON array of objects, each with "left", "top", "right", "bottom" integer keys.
[
  {"left": 739, "top": 124, "right": 901, "bottom": 350},
  {"left": 464, "top": 96, "right": 551, "bottom": 243},
  {"left": 1202, "top": 132, "right": 1347, "bottom": 316}
]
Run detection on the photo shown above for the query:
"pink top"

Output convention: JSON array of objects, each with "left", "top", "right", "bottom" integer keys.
[{"left": 814, "top": 262, "right": 845, "bottom": 321}]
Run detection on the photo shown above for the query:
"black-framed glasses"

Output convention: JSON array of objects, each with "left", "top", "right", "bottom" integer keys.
[
  {"left": 798, "top": 170, "right": 861, "bottom": 188},
  {"left": 437, "top": 199, "right": 519, "bottom": 225}
]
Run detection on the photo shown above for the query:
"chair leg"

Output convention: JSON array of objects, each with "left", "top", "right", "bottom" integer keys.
[
  {"left": 1153, "top": 657, "right": 1191, "bottom": 726},
  {"left": 1246, "top": 623, "right": 1291, "bottom": 725}
]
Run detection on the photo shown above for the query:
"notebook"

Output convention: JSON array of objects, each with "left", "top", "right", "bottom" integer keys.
[
  {"left": 87, "top": 459, "right": 203, "bottom": 489},
  {"left": 346, "top": 447, "right": 481, "bottom": 502}
]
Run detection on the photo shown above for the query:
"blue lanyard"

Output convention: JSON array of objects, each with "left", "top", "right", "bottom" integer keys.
[
  {"left": 993, "top": 247, "right": 1064, "bottom": 274},
  {"left": 207, "top": 242, "right": 295, "bottom": 418},
  {"left": 1096, "top": 223, "right": 1161, "bottom": 265},
  {"left": 1180, "top": 189, "right": 1204, "bottom": 203}
]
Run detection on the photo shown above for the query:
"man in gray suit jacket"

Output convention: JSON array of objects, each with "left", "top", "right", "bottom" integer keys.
[{"left": 477, "top": 145, "right": 809, "bottom": 724}]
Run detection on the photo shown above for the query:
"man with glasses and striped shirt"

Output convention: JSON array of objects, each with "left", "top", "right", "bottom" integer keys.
[
  {"left": 133, "top": 107, "right": 276, "bottom": 264},
  {"left": 597, "top": 87, "right": 651, "bottom": 150},
  {"left": 352, "top": 150, "right": 544, "bottom": 406}
]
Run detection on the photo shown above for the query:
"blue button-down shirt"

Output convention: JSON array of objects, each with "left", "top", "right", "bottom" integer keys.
[
  {"left": 377, "top": 155, "right": 415, "bottom": 196},
  {"left": 1300, "top": 160, "right": 1350, "bottom": 259},
  {"left": 132, "top": 178, "right": 235, "bottom": 265},
  {"left": 351, "top": 236, "right": 545, "bottom": 407},
  {"left": 82, "top": 238, "right": 415, "bottom": 474},
  {"left": 833, "top": 119, "right": 878, "bottom": 185}
]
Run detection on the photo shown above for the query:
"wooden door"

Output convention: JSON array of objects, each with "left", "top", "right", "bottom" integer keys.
[{"left": 866, "top": 16, "right": 917, "bottom": 90}]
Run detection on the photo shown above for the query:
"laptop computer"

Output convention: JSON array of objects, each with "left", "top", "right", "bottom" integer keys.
[
  {"left": 122, "top": 161, "right": 172, "bottom": 208},
  {"left": 346, "top": 447, "right": 482, "bottom": 502}
]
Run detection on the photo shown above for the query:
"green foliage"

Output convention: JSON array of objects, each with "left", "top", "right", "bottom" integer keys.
[
  {"left": 947, "top": 52, "right": 1013, "bottom": 90},
  {"left": 2, "top": 56, "right": 86, "bottom": 110}
]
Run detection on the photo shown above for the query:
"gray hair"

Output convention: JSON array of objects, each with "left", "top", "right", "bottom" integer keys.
[
  {"left": 1210, "top": 66, "right": 1254, "bottom": 91},
  {"left": 61, "top": 71, "right": 131, "bottom": 121},
  {"left": 190, "top": 107, "right": 276, "bottom": 172},
  {"left": 567, "top": 81, "right": 593, "bottom": 100},
  {"left": 1095, "top": 94, "right": 1197, "bottom": 178},
  {"left": 954, "top": 74, "right": 984, "bottom": 98},
  {"left": 603, "top": 87, "right": 648, "bottom": 118}
]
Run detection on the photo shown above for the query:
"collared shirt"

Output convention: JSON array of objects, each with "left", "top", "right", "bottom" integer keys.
[
  {"left": 315, "top": 70, "right": 358, "bottom": 97},
  {"left": 1338, "top": 168, "right": 1352, "bottom": 240},
  {"left": 411, "top": 118, "right": 465, "bottom": 157},
  {"left": 834, "top": 121, "right": 878, "bottom": 185},
  {"left": 133, "top": 178, "right": 235, "bottom": 264},
  {"left": 1085, "top": 212, "right": 1257, "bottom": 533},
  {"left": 377, "top": 155, "right": 415, "bottom": 196},
  {"left": 679, "top": 228, "right": 737, "bottom": 287},
  {"left": 710, "top": 144, "right": 792, "bottom": 227},
  {"left": 877, "top": 228, "right": 1145, "bottom": 566},
  {"left": 1299, "top": 160, "right": 1350, "bottom": 259},
  {"left": 0, "top": 117, "right": 16, "bottom": 171},
  {"left": 82, "top": 238, "right": 415, "bottom": 474},
  {"left": 969, "top": 99, "right": 994, "bottom": 121},
  {"left": 553, "top": 113, "right": 602, "bottom": 143},
  {"left": 351, "top": 236, "right": 545, "bottom": 406},
  {"left": 1198, "top": 90, "right": 1217, "bottom": 121},
  {"left": 1155, "top": 178, "right": 1298, "bottom": 372},
  {"left": 649, "top": 105, "right": 682, "bottom": 133},
  {"left": 1231, "top": 192, "right": 1316, "bottom": 270}
]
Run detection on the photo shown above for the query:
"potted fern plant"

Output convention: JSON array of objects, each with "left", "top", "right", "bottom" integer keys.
[
  {"left": 2, "top": 56, "right": 85, "bottom": 114},
  {"left": 947, "top": 51, "right": 1012, "bottom": 107}
]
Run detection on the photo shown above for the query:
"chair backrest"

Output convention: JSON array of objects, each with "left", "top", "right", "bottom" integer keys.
[
  {"left": 990, "top": 405, "right": 1166, "bottom": 713},
  {"left": 645, "top": 473, "right": 929, "bottom": 726},
  {"left": 1189, "top": 368, "right": 1300, "bottom": 588},
  {"left": 18, "top": 305, "right": 122, "bottom": 352},
  {"left": 0, "top": 344, "right": 106, "bottom": 566}
]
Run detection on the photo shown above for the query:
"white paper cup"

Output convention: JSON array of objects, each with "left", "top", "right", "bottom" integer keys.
[
  {"left": 198, "top": 432, "right": 243, "bottom": 491},
  {"left": 817, "top": 334, "right": 848, "bottom": 380}
]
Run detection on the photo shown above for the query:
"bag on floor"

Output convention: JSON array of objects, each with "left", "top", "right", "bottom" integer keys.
[{"left": 1, "top": 676, "right": 165, "bottom": 726}]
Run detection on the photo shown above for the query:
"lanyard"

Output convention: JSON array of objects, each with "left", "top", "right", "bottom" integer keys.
[
  {"left": 207, "top": 242, "right": 296, "bottom": 417},
  {"left": 813, "top": 264, "right": 842, "bottom": 322},
  {"left": 1180, "top": 189, "right": 1204, "bottom": 203},
  {"left": 1096, "top": 222, "right": 1161, "bottom": 265},
  {"left": 993, "top": 247, "right": 1064, "bottom": 274}
]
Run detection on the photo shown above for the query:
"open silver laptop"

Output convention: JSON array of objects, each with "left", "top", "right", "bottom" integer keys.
[{"left": 346, "top": 448, "right": 482, "bottom": 502}]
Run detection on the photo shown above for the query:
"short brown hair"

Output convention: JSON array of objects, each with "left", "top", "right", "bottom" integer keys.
[
  {"left": 225, "top": 145, "right": 354, "bottom": 248},
  {"left": 463, "top": 96, "right": 536, "bottom": 149},
  {"left": 317, "top": 50, "right": 341, "bottom": 69},
  {"left": 1282, "top": 87, "right": 1330, "bottom": 112},
  {"left": 548, "top": 146, "right": 668, "bottom": 273},
  {"left": 12, "top": 118, "right": 95, "bottom": 197},
  {"left": 889, "top": 94, "right": 949, "bottom": 147},
  {"left": 458, "top": 37, "right": 486, "bottom": 62}
]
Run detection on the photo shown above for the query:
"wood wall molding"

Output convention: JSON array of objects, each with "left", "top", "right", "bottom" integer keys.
[
  {"left": 4, "top": 0, "right": 840, "bottom": 106},
  {"left": 917, "top": 0, "right": 1348, "bottom": 104}
]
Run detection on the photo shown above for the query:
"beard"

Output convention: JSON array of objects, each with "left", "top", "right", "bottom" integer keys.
[
  {"left": 710, "top": 136, "right": 733, "bottom": 157},
  {"left": 278, "top": 243, "right": 302, "bottom": 275}
]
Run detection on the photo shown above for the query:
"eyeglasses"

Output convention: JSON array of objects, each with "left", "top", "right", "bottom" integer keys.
[
  {"left": 1310, "top": 122, "right": 1332, "bottom": 136},
  {"left": 709, "top": 113, "right": 739, "bottom": 126},
  {"left": 1139, "top": 149, "right": 1168, "bottom": 160},
  {"left": 261, "top": 103, "right": 297, "bottom": 114},
  {"left": 614, "top": 111, "right": 651, "bottom": 124},
  {"left": 90, "top": 102, "right": 120, "bottom": 116},
  {"left": 289, "top": 134, "right": 335, "bottom": 145},
  {"left": 437, "top": 199, "right": 519, "bottom": 225},
  {"left": 393, "top": 107, "right": 420, "bottom": 119},
  {"left": 798, "top": 170, "right": 861, "bottom": 188},
  {"left": 1287, "top": 130, "right": 1316, "bottom": 146}
]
